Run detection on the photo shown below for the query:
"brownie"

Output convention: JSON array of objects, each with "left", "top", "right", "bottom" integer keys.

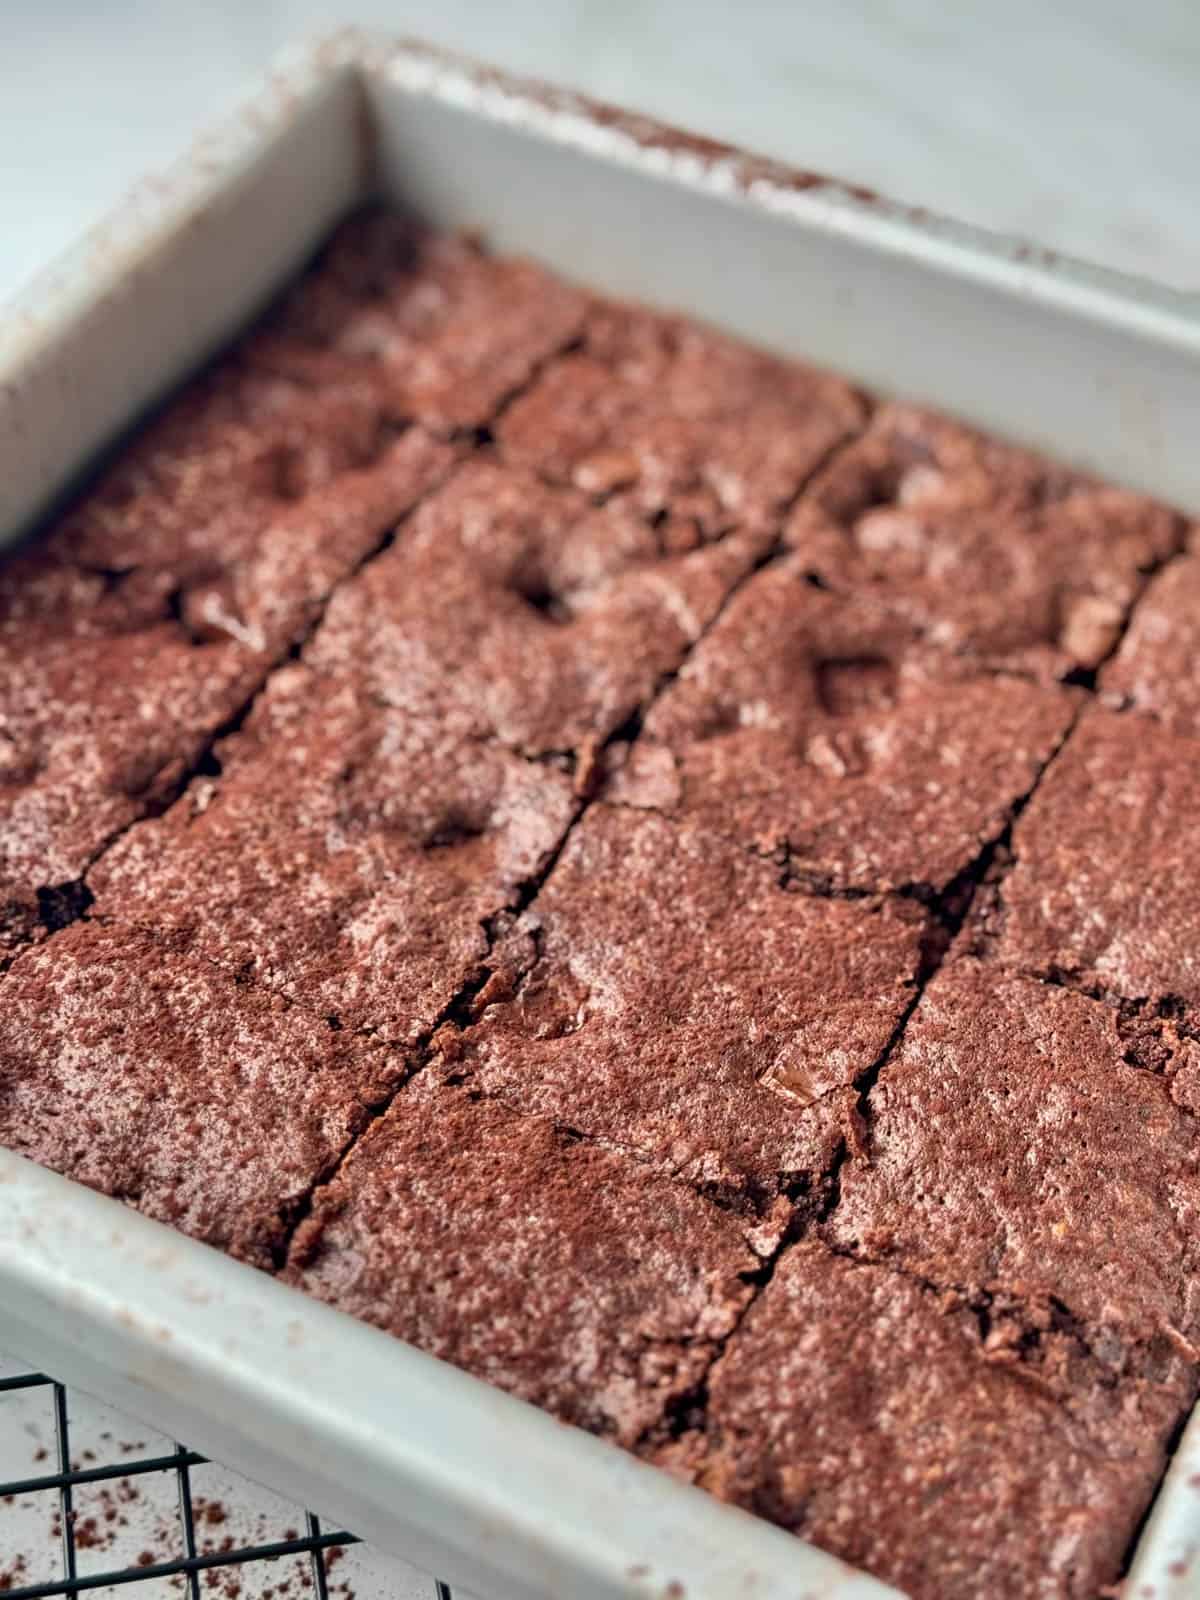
[
  {"left": 241, "top": 213, "right": 588, "bottom": 433},
  {"left": 0, "top": 923, "right": 395, "bottom": 1268},
  {"left": 681, "top": 1239, "right": 1193, "bottom": 1600},
  {"left": 304, "top": 456, "right": 763, "bottom": 761},
  {"left": 989, "top": 708, "right": 1200, "bottom": 1014},
  {"left": 610, "top": 554, "right": 1079, "bottom": 893},
  {"left": 1101, "top": 552, "right": 1200, "bottom": 736},
  {"left": 0, "top": 389, "right": 453, "bottom": 952},
  {"left": 286, "top": 1074, "right": 760, "bottom": 1447},
  {"left": 88, "top": 663, "right": 576, "bottom": 1042},
  {"left": 826, "top": 962, "right": 1200, "bottom": 1350},
  {"left": 496, "top": 299, "right": 866, "bottom": 538},
  {"left": 3, "top": 204, "right": 1199, "bottom": 1599},
  {"left": 434, "top": 805, "right": 927, "bottom": 1230},
  {"left": 785, "top": 403, "right": 1183, "bottom": 679}
]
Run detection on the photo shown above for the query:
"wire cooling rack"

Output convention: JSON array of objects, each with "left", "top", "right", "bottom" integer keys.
[{"left": 0, "top": 1358, "right": 455, "bottom": 1600}]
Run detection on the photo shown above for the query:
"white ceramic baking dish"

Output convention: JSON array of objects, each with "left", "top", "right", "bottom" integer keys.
[{"left": 0, "top": 31, "right": 1196, "bottom": 1600}]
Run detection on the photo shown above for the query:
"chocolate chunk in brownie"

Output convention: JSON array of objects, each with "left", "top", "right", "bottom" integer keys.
[
  {"left": 496, "top": 299, "right": 865, "bottom": 539},
  {"left": 682, "top": 1238, "right": 1193, "bottom": 1600},
  {"left": 89, "top": 664, "right": 576, "bottom": 1042},
  {"left": 241, "top": 213, "right": 588, "bottom": 432},
  {"left": 784, "top": 404, "right": 1182, "bottom": 680},
  {"left": 1100, "top": 553, "right": 1200, "bottom": 736},
  {"left": 286, "top": 1074, "right": 759, "bottom": 1446},
  {"left": 434, "top": 805, "right": 927, "bottom": 1230},
  {"left": 827, "top": 962, "right": 1200, "bottom": 1349},
  {"left": 0, "top": 923, "right": 396, "bottom": 1267},
  {"left": 990, "top": 708, "right": 1200, "bottom": 1014},
  {"left": 610, "top": 556, "right": 1078, "bottom": 893},
  {"left": 305, "top": 456, "right": 762, "bottom": 760}
]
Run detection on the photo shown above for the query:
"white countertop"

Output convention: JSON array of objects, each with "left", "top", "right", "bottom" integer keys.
[{"left": 1, "top": 0, "right": 1197, "bottom": 304}]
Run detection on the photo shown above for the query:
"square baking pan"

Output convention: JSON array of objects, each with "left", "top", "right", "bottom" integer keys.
[{"left": 0, "top": 30, "right": 1198, "bottom": 1600}]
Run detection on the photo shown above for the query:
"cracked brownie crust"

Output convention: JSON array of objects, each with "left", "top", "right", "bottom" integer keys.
[
  {"left": 303, "top": 454, "right": 766, "bottom": 760},
  {"left": 826, "top": 962, "right": 1200, "bottom": 1349},
  {"left": 990, "top": 708, "right": 1200, "bottom": 1016},
  {"left": 286, "top": 1074, "right": 760, "bottom": 1447},
  {"left": 612, "top": 555, "right": 1079, "bottom": 893},
  {"left": 1, "top": 208, "right": 1197, "bottom": 1600},
  {"left": 496, "top": 298, "right": 866, "bottom": 538},
  {"left": 0, "top": 923, "right": 395, "bottom": 1269},
  {"left": 434, "top": 804, "right": 927, "bottom": 1229},
  {"left": 785, "top": 403, "right": 1184, "bottom": 680},
  {"left": 88, "top": 663, "right": 577, "bottom": 1042},
  {"left": 681, "top": 1240, "right": 1193, "bottom": 1600}
]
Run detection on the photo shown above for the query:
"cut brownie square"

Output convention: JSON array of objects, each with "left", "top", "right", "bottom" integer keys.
[
  {"left": 434, "top": 805, "right": 927, "bottom": 1229},
  {"left": 0, "top": 923, "right": 396, "bottom": 1268},
  {"left": 305, "top": 456, "right": 762, "bottom": 762},
  {"left": 89, "top": 664, "right": 576, "bottom": 1043},
  {"left": 241, "top": 213, "right": 588, "bottom": 433},
  {"left": 682, "top": 1238, "right": 1193, "bottom": 1600},
  {"left": 286, "top": 1074, "right": 759, "bottom": 1447},
  {"left": 612, "top": 555, "right": 1078, "bottom": 893},
  {"left": 991, "top": 708, "right": 1200, "bottom": 1014},
  {"left": 784, "top": 403, "right": 1182, "bottom": 679},
  {"left": 827, "top": 962, "right": 1200, "bottom": 1350},
  {"left": 1101, "top": 553, "right": 1200, "bottom": 738},
  {"left": 496, "top": 299, "right": 866, "bottom": 539}
]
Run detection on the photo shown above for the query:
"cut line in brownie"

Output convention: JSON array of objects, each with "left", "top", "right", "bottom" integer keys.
[
  {"left": 240, "top": 212, "right": 589, "bottom": 433},
  {"left": 0, "top": 922, "right": 398, "bottom": 1269},
  {"left": 825, "top": 961, "right": 1200, "bottom": 1353},
  {"left": 0, "top": 376, "right": 456, "bottom": 953},
  {"left": 286, "top": 1073, "right": 760, "bottom": 1449},
  {"left": 670, "top": 1238, "right": 1194, "bottom": 1600},
  {"left": 1100, "top": 551, "right": 1200, "bottom": 737},
  {"left": 433, "top": 804, "right": 928, "bottom": 1235},
  {"left": 496, "top": 298, "right": 867, "bottom": 539},
  {"left": 606, "top": 554, "right": 1079, "bottom": 894},
  {"left": 983, "top": 708, "right": 1200, "bottom": 1018},
  {"left": 784, "top": 403, "right": 1184, "bottom": 680},
  {"left": 303, "top": 455, "right": 769, "bottom": 763},
  {"left": 89, "top": 663, "right": 577, "bottom": 1043}
]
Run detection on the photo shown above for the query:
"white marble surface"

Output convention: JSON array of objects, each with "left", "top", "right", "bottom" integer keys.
[{"left": 0, "top": 0, "right": 1198, "bottom": 304}]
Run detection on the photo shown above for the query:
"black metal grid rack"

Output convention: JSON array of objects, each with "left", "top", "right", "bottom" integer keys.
[{"left": 0, "top": 1370, "right": 454, "bottom": 1599}]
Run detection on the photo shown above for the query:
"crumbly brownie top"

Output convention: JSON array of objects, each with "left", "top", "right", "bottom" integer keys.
[
  {"left": 241, "top": 213, "right": 588, "bottom": 432},
  {"left": 1100, "top": 552, "right": 1200, "bottom": 736},
  {"left": 611, "top": 556, "right": 1078, "bottom": 892},
  {"left": 989, "top": 708, "right": 1200, "bottom": 1015},
  {"left": 827, "top": 961, "right": 1200, "bottom": 1349},
  {"left": 304, "top": 456, "right": 763, "bottom": 759},
  {"left": 683, "top": 1240, "right": 1193, "bottom": 1600},
  {"left": 496, "top": 300, "right": 866, "bottom": 538},
  {"left": 2, "top": 210, "right": 1198, "bottom": 1600},
  {"left": 784, "top": 404, "right": 1183, "bottom": 679},
  {"left": 0, "top": 923, "right": 393, "bottom": 1268},
  {"left": 435, "top": 805, "right": 926, "bottom": 1230},
  {"left": 286, "top": 1074, "right": 759, "bottom": 1447},
  {"left": 89, "top": 664, "right": 576, "bottom": 1041}
]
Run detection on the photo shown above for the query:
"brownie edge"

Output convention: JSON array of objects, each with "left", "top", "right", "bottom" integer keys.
[{"left": 678, "top": 1239, "right": 1190, "bottom": 1600}]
